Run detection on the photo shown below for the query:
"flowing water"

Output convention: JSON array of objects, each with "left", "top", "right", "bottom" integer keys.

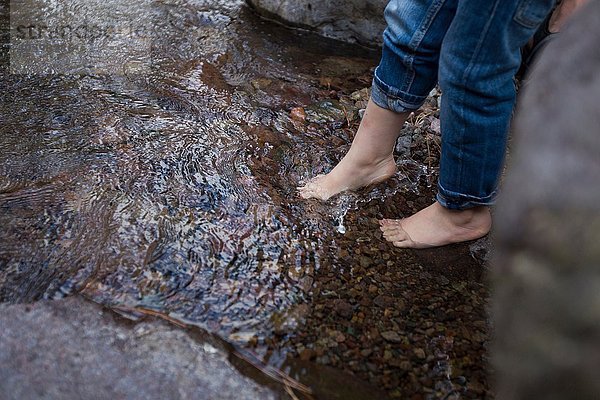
[{"left": 0, "top": 1, "right": 492, "bottom": 398}]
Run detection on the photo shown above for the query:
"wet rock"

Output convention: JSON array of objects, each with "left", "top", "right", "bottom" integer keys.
[
  {"left": 305, "top": 99, "right": 347, "bottom": 124},
  {"left": 395, "top": 134, "right": 412, "bottom": 156},
  {"left": 360, "top": 348, "right": 373, "bottom": 357},
  {"left": 412, "top": 348, "right": 426, "bottom": 360},
  {"left": 395, "top": 299, "right": 406, "bottom": 312},
  {"left": 350, "top": 87, "right": 370, "bottom": 102},
  {"left": 398, "top": 360, "right": 412, "bottom": 371},
  {"left": 290, "top": 106, "right": 307, "bottom": 122},
  {"left": 373, "top": 294, "right": 394, "bottom": 308},
  {"left": 0, "top": 297, "right": 276, "bottom": 400},
  {"left": 435, "top": 275, "right": 450, "bottom": 286},
  {"left": 380, "top": 331, "right": 403, "bottom": 343},
  {"left": 247, "top": 0, "right": 387, "bottom": 46},
  {"left": 429, "top": 117, "right": 441, "bottom": 135},
  {"left": 383, "top": 350, "right": 393, "bottom": 360},
  {"left": 493, "top": 3, "right": 600, "bottom": 399},
  {"left": 333, "top": 299, "right": 354, "bottom": 319},
  {"left": 251, "top": 78, "right": 272, "bottom": 90},
  {"left": 328, "top": 330, "right": 346, "bottom": 343},
  {"left": 359, "top": 255, "right": 372, "bottom": 268}
]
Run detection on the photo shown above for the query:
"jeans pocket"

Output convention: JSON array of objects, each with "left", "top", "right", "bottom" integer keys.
[{"left": 514, "top": 0, "right": 556, "bottom": 29}]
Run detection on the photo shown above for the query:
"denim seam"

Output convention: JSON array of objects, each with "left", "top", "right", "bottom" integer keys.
[
  {"left": 436, "top": 194, "right": 496, "bottom": 210},
  {"left": 437, "top": 183, "right": 497, "bottom": 209},
  {"left": 401, "top": 60, "right": 416, "bottom": 94},
  {"left": 409, "top": 0, "right": 446, "bottom": 51},
  {"left": 404, "top": 0, "right": 447, "bottom": 94},
  {"left": 438, "top": 182, "right": 497, "bottom": 202},
  {"left": 514, "top": 0, "right": 536, "bottom": 27},
  {"left": 461, "top": 0, "right": 503, "bottom": 83},
  {"left": 455, "top": 0, "right": 503, "bottom": 193}
]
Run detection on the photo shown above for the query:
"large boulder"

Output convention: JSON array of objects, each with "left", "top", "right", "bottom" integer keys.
[
  {"left": 246, "top": 0, "right": 387, "bottom": 46},
  {"left": 0, "top": 297, "right": 277, "bottom": 400},
  {"left": 492, "top": 2, "right": 600, "bottom": 399}
]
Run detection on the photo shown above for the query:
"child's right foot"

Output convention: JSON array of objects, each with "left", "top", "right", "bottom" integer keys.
[
  {"left": 298, "top": 98, "right": 409, "bottom": 200},
  {"left": 379, "top": 202, "right": 492, "bottom": 248}
]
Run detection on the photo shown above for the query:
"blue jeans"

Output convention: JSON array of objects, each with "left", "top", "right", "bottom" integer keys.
[{"left": 372, "top": 0, "right": 556, "bottom": 209}]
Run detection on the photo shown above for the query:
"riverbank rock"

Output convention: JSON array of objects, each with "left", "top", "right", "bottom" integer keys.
[
  {"left": 493, "top": 2, "right": 600, "bottom": 399},
  {"left": 0, "top": 297, "right": 277, "bottom": 400},
  {"left": 246, "top": 0, "right": 387, "bottom": 46}
]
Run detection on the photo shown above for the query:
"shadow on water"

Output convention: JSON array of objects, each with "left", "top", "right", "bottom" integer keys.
[{"left": 0, "top": 1, "right": 492, "bottom": 398}]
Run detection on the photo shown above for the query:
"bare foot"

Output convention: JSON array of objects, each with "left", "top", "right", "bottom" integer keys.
[
  {"left": 298, "top": 99, "right": 409, "bottom": 200},
  {"left": 379, "top": 202, "right": 492, "bottom": 249},
  {"left": 298, "top": 155, "right": 397, "bottom": 200}
]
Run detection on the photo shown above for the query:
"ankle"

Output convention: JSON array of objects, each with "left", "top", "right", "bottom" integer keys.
[
  {"left": 345, "top": 150, "right": 394, "bottom": 168},
  {"left": 440, "top": 204, "right": 490, "bottom": 226}
]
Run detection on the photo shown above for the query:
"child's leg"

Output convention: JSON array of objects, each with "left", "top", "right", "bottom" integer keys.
[
  {"left": 299, "top": 0, "right": 457, "bottom": 200},
  {"left": 380, "top": 0, "right": 556, "bottom": 248}
]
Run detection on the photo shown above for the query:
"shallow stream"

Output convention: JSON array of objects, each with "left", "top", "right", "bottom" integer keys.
[{"left": 0, "top": 1, "right": 493, "bottom": 398}]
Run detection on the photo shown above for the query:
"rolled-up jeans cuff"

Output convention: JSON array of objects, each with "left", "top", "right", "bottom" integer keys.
[
  {"left": 370, "top": 67, "right": 427, "bottom": 113},
  {"left": 436, "top": 183, "right": 497, "bottom": 210}
]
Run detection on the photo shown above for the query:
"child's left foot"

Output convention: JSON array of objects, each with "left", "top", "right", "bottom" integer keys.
[
  {"left": 298, "top": 99, "right": 409, "bottom": 201},
  {"left": 379, "top": 202, "right": 491, "bottom": 249},
  {"left": 298, "top": 155, "right": 397, "bottom": 201}
]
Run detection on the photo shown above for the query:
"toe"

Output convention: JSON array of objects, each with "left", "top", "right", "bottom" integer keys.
[
  {"left": 382, "top": 223, "right": 417, "bottom": 248},
  {"left": 380, "top": 223, "right": 402, "bottom": 234},
  {"left": 297, "top": 175, "right": 333, "bottom": 200},
  {"left": 298, "top": 186, "right": 329, "bottom": 200},
  {"left": 297, "top": 186, "right": 310, "bottom": 197},
  {"left": 381, "top": 226, "right": 400, "bottom": 238},
  {"left": 299, "top": 191, "right": 319, "bottom": 200},
  {"left": 383, "top": 230, "right": 406, "bottom": 242}
]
